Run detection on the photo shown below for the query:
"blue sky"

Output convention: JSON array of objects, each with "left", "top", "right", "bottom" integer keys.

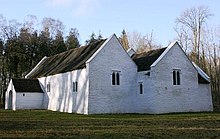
[{"left": 0, "top": 0, "right": 219, "bottom": 45}]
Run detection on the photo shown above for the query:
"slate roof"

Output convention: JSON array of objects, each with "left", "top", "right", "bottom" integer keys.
[
  {"left": 12, "top": 79, "right": 43, "bottom": 93},
  {"left": 132, "top": 47, "right": 167, "bottom": 71},
  {"left": 27, "top": 39, "right": 106, "bottom": 78}
]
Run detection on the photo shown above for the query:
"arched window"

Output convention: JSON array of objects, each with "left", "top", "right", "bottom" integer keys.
[
  {"left": 173, "top": 71, "right": 176, "bottom": 85},
  {"left": 116, "top": 72, "right": 120, "bottom": 85},
  {"left": 112, "top": 72, "right": 115, "bottom": 85},
  {"left": 177, "top": 70, "right": 180, "bottom": 85},
  {"left": 173, "top": 69, "right": 181, "bottom": 85},
  {"left": 112, "top": 71, "right": 121, "bottom": 86}
]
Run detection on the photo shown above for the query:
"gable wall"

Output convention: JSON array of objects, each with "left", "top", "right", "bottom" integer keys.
[
  {"left": 88, "top": 35, "right": 137, "bottom": 114},
  {"left": 38, "top": 68, "right": 89, "bottom": 114},
  {"left": 5, "top": 80, "right": 16, "bottom": 110},
  {"left": 149, "top": 43, "right": 212, "bottom": 113},
  {"left": 16, "top": 92, "right": 44, "bottom": 109},
  {"left": 5, "top": 79, "right": 44, "bottom": 110}
]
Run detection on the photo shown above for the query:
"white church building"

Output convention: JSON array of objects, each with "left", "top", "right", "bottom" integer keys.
[{"left": 5, "top": 34, "right": 213, "bottom": 114}]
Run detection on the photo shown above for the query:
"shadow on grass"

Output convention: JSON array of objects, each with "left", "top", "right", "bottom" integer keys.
[{"left": 1, "top": 110, "right": 220, "bottom": 139}]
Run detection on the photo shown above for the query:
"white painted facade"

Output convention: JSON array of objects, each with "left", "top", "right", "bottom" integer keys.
[
  {"left": 16, "top": 93, "right": 44, "bottom": 109},
  {"left": 87, "top": 35, "right": 137, "bottom": 114},
  {"left": 37, "top": 35, "right": 137, "bottom": 114},
  {"left": 5, "top": 80, "right": 16, "bottom": 110},
  {"left": 140, "top": 42, "right": 213, "bottom": 113},
  {"left": 5, "top": 34, "right": 213, "bottom": 114},
  {"left": 38, "top": 68, "right": 89, "bottom": 114},
  {"left": 5, "top": 80, "right": 44, "bottom": 110}
]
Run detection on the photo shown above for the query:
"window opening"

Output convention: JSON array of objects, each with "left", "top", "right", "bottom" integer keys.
[
  {"left": 139, "top": 83, "right": 143, "bottom": 94},
  {"left": 46, "top": 83, "right": 50, "bottom": 92},
  {"left": 173, "top": 70, "right": 181, "bottom": 85},
  {"left": 73, "top": 82, "right": 78, "bottom": 92},
  {"left": 112, "top": 71, "right": 120, "bottom": 85}
]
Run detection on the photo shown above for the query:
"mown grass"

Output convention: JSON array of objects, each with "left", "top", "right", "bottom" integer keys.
[{"left": 0, "top": 110, "right": 220, "bottom": 138}]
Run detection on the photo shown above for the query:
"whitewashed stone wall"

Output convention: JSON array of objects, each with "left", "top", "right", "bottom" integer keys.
[
  {"left": 5, "top": 80, "right": 44, "bottom": 110},
  {"left": 16, "top": 93, "right": 44, "bottom": 109},
  {"left": 38, "top": 68, "right": 89, "bottom": 114},
  {"left": 197, "top": 84, "right": 213, "bottom": 111},
  {"left": 5, "top": 80, "right": 16, "bottom": 110},
  {"left": 135, "top": 71, "right": 156, "bottom": 113},
  {"left": 88, "top": 35, "right": 137, "bottom": 114},
  {"left": 147, "top": 43, "right": 213, "bottom": 113}
]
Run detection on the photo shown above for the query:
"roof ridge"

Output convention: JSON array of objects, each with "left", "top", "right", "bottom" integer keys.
[
  {"left": 45, "top": 39, "right": 107, "bottom": 59},
  {"left": 27, "top": 38, "right": 107, "bottom": 78},
  {"left": 136, "top": 47, "right": 167, "bottom": 55}
]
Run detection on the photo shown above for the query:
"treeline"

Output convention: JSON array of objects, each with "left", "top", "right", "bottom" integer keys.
[
  {"left": 0, "top": 6, "right": 220, "bottom": 110},
  {"left": 0, "top": 15, "right": 103, "bottom": 105}
]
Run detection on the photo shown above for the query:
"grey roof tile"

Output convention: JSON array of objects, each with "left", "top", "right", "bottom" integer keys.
[
  {"left": 12, "top": 79, "right": 43, "bottom": 92},
  {"left": 132, "top": 47, "right": 167, "bottom": 71}
]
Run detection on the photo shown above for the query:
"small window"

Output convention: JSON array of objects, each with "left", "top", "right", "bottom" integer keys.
[
  {"left": 112, "top": 71, "right": 120, "bottom": 85},
  {"left": 173, "top": 70, "right": 181, "bottom": 85},
  {"left": 46, "top": 83, "right": 50, "bottom": 92},
  {"left": 139, "top": 82, "right": 143, "bottom": 94},
  {"left": 116, "top": 72, "right": 120, "bottom": 85},
  {"left": 176, "top": 70, "right": 180, "bottom": 85},
  {"left": 112, "top": 72, "right": 116, "bottom": 85},
  {"left": 73, "top": 82, "right": 78, "bottom": 92}
]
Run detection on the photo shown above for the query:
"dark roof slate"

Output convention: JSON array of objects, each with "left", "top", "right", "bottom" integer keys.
[
  {"left": 28, "top": 39, "right": 106, "bottom": 78},
  {"left": 12, "top": 79, "right": 43, "bottom": 93},
  {"left": 132, "top": 47, "right": 167, "bottom": 71}
]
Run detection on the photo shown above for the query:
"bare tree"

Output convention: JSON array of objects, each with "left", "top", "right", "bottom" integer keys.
[
  {"left": 174, "top": 24, "right": 190, "bottom": 53},
  {"left": 119, "top": 29, "right": 130, "bottom": 51},
  {"left": 127, "top": 30, "right": 159, "bottom": 53},
  {"left": 23, "top": 15, "right": 38, "bottom": 33},
  {"left": 175, "top": 6, "right": 213, "bottom": 65},
  {"left": 41, "top": 17, "right": 64, "bottom": 39}
]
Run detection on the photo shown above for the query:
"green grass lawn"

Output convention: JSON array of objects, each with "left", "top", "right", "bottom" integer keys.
[{"left": 0, "top": 110, "right": 220, "bottom": 139}]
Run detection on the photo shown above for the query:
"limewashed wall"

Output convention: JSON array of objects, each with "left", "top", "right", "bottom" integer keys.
[
  {"left": 87, "top": 35, "right": 137, "bottom": 114},
  {"left": 38, "top": 68, "right": 89, "bottom": 114}
]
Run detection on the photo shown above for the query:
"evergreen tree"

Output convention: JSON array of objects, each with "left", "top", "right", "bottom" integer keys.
[
  {"left": 97, "top": 30, "right": 103, "bottom": 40},
  {"left": 51, "top": 33, "right": 66, "bottom": 55},
  {"left": 65, "top": 28, "right": 80, "bottom": 50},
  {"left": 85, "top": 32, "right": 96, "bottom": 45},
  {"left": 85, "top": 32, "right": 103, "bottom": 45}
]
